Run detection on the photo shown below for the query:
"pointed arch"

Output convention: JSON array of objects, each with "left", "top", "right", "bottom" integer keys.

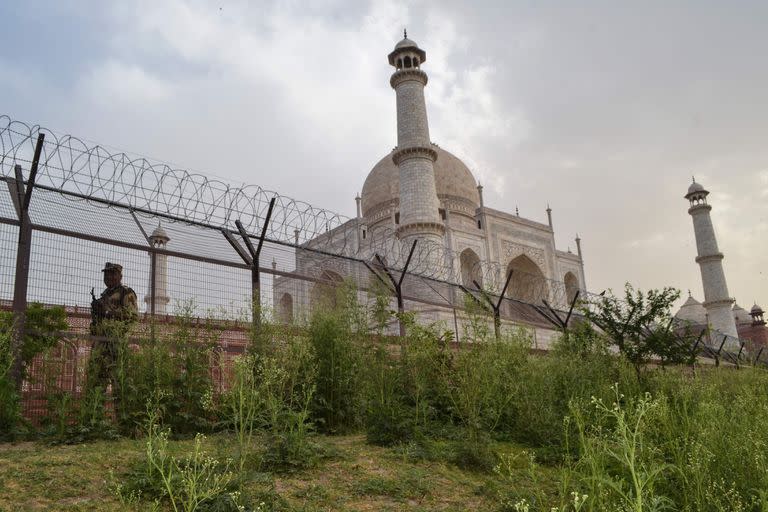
[
  {"left": 506, "top": 255, "right": 549, "bottom": 304},
  {"left": 310, "top": 269, "right": 344, "bottom": 311},
  {"left": 278, "top": 293, "right": 294, "bottom": 324},
  {"left": 564, "top": 272, "right": 579, "bottom": 304},
  {"left": 459, "top": 248, "right": 483, "bottom": 289}
]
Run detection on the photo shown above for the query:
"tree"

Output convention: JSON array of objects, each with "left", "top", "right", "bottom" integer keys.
[{"left": 580, "top": 284, "right": 695, "bottom": 374}]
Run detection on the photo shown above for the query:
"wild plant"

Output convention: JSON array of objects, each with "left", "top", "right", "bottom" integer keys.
[
  {"left": 362, "top": 341, "right": 412, "bottom": 446},
  {"left": 0, "top": 320, "right": 22, "bottom": 440},
  {"left": 115, "top": 301, "right": 217, "bottom": 436},
  {"left": 121, "top": 400, "right": 243, "bottom": 512},
  {"left": 225, "top": 354, "right": 260, "bottom": 471},
  {"left": 439, "top": 330, "right": 529, "bottom": 469},
  {"left": 569, "top": 384, "right": 672, "bottom": 512},
  {"left": 259, "top": 334, "right": 320, "bottom": 471},
  {"left": 308, "top": 305, "right": 362, "bottom": 434}
]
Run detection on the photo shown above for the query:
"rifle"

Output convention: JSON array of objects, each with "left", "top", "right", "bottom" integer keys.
[{"left": 90, "top": 287, "right": 105, "bottom": 323}]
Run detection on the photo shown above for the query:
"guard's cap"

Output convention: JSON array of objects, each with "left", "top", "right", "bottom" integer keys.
[{"left": 101, "top": 262, "right": 123, "bottom": 273}]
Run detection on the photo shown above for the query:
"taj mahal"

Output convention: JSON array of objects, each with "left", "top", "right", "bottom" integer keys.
[{"left": 272, "top": 34, "right": 586, "bottom": 343}]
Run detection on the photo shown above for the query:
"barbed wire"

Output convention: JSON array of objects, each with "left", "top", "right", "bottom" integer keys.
[
  {"left": 1, "top": 114, "right": 588, "bottom": 302},
  {"left": 0, "top": 115, "right": 349, "bottom": 245}
]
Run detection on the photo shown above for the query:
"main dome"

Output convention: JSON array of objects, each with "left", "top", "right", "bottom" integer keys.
[{"left": 361, "top": 146, "right": 480, "bottom": 218}]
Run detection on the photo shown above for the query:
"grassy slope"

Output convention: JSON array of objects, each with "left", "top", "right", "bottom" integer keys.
[{"left": 0, "top": 433, "right": 559, "bottom": 511}]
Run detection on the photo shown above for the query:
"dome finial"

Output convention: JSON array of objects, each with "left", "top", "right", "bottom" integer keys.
[
  {"left": 404, "top": 28, "right": 407, "bottom": 39},
  {"left": 692, "top": 175, "right": 696, "bottom": 183}
]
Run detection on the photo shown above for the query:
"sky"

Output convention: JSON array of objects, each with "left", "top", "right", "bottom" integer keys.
[{"left": 2, "top": 0, "right": 767, "bottom": 311}]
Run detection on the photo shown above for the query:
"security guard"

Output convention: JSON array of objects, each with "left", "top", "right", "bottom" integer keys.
[{"left": 88, "top": 262, "right": 138, "bottom": 391}]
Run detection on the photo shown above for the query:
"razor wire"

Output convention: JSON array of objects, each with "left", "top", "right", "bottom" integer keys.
[
  {"left": 0, "top": 114, "right": 583, "bottom": 299},
  {"left": 0, "top": 115, "right": 348, "bottom": 246}
]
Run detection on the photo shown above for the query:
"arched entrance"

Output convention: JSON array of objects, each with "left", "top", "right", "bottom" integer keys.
[
  {"left": 506, "top": 255, "right": 548, "bottom": 304},
  {"left": 564, "top": 272, "right": 580, "bottom": 304},
  {"left": 459, "top": 248, "right": 483, "bottom": 289},
  {"left": 310, "top": 269, "right": 344, "bottom": 311},
  {"left": 278, "top": 293, "right": 294, "bottom": 324}
]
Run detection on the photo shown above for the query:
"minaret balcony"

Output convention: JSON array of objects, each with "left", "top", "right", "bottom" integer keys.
[
  {"left": 695, "top": 252, "right": 724, "bottom": 263},
  {"left": 392, "top": 145, "right": 437, "bottom": 165},
  {"left": 703, "top": 298, "right": 735, "bottom": 308},
  {"left": 395, "top": 221, "right": 446, "bottom": 239},
  {"left": 688, "top": 203, "right": 712, "bottom": 214},
  {"left": 390, "top": 69, "right": 429, "bottom": 88}
]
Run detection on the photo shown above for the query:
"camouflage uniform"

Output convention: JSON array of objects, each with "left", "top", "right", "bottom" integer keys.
[{"left": 88, "top": 263, "right": 138, "bottom": 388}]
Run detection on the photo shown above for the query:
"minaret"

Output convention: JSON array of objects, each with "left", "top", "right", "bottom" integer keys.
[
  {"left": 685, "top": 180, "right": 737, "bottom": 337},
  {"left": 145, "top": 224, "right": 171, "bottom": 315},
  {"left": 388, "top": 32, "right": 445, "bottom": 259}
]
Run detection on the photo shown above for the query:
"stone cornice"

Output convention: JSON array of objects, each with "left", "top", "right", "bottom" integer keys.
[
  {"left": 392, "top": 145, "right": 437, "bottom": 165},
  {"left": 481, "top": 206, "right": 551, "bottom": 232},
  {"left": 555, "top": 250, "right": 581, "bottom": 262},
  {"left": 439, "top": 195, "right": 478, "bottom": 217},
  {"left": 695, "top": 253, "right": 724, "bottom": 264},
  {"left": 703, "top": 298, "right": 735, "bottom": 308},
  {"left": 390, "top": 69, "right": 428, "bottom": 88},
  {"left": 396, "top": 221, "right": 445, "bottom": 239},
  {"left": 363, "top": 199, "right": 398, "bottom": 223}
]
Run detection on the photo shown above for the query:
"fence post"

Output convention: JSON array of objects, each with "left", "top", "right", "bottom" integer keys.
[
  {"left": 9, "top": 134, "right": 45, "bottom": 389},
  {"left": 149, "top": 250, "right": 157, "bottom": 325},
  {"left": 715, "top": 335, "right": 727, "bottom": 367},
  {"left": 227, "top": 197, "right": 276, "bottom": 339}
]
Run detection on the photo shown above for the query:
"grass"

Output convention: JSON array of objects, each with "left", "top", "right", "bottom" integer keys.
[{"left": 0, "top": 433, "right": 558, "bottom": 511}]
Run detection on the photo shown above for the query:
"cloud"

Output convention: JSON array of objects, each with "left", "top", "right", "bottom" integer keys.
[
  {"left": 4, "top": 0, "right": 767, "bottom": 311},
  {"left": 78, "top": 60, "right": 173, "bottom": 105},
  {"left": 625, "top": 232, "right": 666, "bottom": 249}
]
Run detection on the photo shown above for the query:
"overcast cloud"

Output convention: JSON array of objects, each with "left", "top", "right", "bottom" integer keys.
[{"left": 2, "top": 0, "right": 767, "bottom": 310}]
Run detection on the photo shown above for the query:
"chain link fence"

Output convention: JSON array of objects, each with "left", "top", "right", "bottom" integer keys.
[{"left": 0, "top": 115, "right": 759, "bottom": 424}]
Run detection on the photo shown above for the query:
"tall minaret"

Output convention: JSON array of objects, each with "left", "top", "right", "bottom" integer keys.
[
  {"left": 388, "top": 32, "right": 445, "bottom": 259},
  {"left": 685, "top": 180, "right": 737, "bottom": 337},
  {"left": 145, "top": 224, "right": 171, "bottom": 315}
]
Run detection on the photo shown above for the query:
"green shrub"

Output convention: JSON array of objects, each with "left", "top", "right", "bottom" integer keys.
[
  {"left": 645, "top": 369, "right": 768, "bottom": 511},
  {"left": 117, "top": 406, "right": 244, "bottom": 512},
  {"left": 510, "top": 325, "right": 640, "bottom": 454},
  {"left": 568, "top": 384, "right": 673, "bottom": 512},
  {"left": 308, "top": 304, "right": 363, "bottom": 434},
  {"left": 0, "top": 304, "right": 67, "bottom": 440},
  {"left": 0, "top": 321, "right": 22, "bottom": 440},
  {"left": 258, "top": 358, "right": 321, "bottom": 472},
  {"left": 362, "top": 343, "right": 414, "bottom": 446},
  {"left": 116, "top": 302, "right": 218, "bottom": 436}
]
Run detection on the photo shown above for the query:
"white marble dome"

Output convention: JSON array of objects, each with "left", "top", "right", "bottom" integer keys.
[
  {"left": 675, "top": 294, "right": 707, "bottom": 325},
  {"left": 361, "top": 146, "right": 480, "bottom": 219}
]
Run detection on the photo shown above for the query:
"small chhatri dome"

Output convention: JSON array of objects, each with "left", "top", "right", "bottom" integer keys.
[
  {"left": 733, "top": 302, "right": 752, "bottom": 325},
  {"left": 395, "top": 36, "right": 419, "bottom": 50},
  {"left": 675, "top": 293, "right": 708, "bottom": 325},
  {"left": 685, "top": 178, "right": 708, "bottom": 199},
  {"left": 388, "top": 31, "right": 426, "bottom": 66},
  {"left": 149, "top": 223, "right": 170, "bottom": 243},
  {"left": 751, "top": 303, "right": 764, "bottom": 316}
]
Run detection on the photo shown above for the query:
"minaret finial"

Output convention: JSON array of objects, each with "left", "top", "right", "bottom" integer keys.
[
  {"left": 404, "top": 28, "right": 407, "bottom": 38},
  {"left": 515, "top": 206, "right": 519, "bottom": 216}
]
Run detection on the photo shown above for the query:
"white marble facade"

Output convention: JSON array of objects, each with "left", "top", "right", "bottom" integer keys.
[{"left": 273, "top": 36, "right": 586, "bottom": 346}]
